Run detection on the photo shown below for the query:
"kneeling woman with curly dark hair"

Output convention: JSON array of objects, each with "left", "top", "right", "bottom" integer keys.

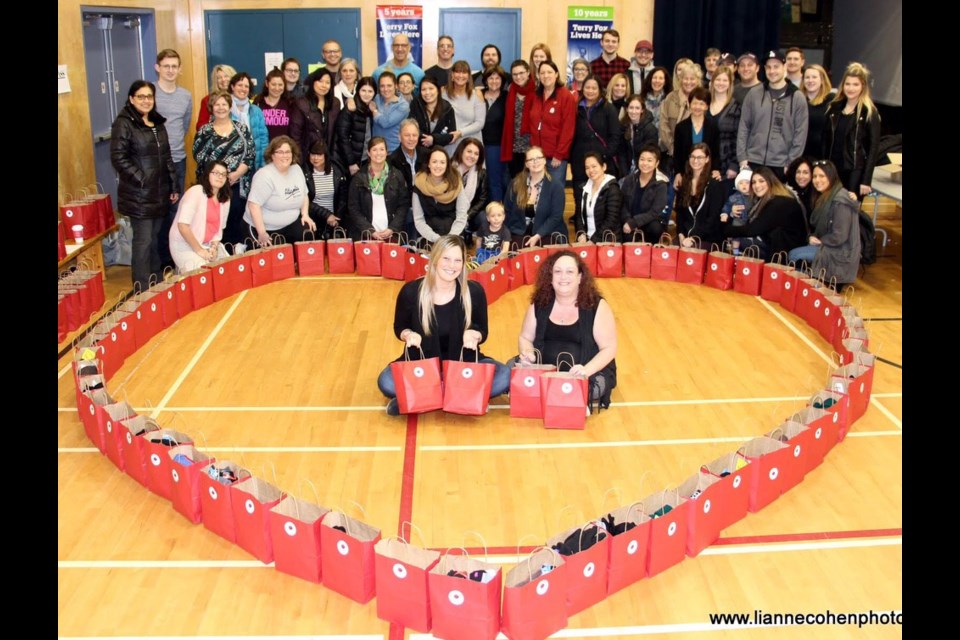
[{"left": 517, "top": 250, "right": 618, "bottom": 410}]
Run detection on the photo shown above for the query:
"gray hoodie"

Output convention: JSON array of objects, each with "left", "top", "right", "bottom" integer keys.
[{"left": 736, "top": 81, "right": 808, "bottom": 170}]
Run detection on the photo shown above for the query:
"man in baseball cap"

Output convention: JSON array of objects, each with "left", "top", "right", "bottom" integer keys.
[
  {"left": 733, "top": 51, "right": 762, "bottom": 104},
  {"left": 628, "top": 39, "right": 655, "bottom": 92}
]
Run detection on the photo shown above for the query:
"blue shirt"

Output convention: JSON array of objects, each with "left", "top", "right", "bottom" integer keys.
[{"left": 372, "top": 95, "right": 411, "bottom": 152}]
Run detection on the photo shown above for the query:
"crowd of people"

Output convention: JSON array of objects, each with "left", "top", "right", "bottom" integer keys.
[{"left": 110, "top": 37, "right": 880, "bottom": 295}]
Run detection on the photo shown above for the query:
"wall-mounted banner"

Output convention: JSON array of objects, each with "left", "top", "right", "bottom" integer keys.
[
  {"left": 566, "top": 6, "right": 614, "bottom": 79},
  {"left": 377, "top": 5, "right": 423, "bottom": 66}
]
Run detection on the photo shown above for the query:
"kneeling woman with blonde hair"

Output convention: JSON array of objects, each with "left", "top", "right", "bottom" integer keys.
[{"left": 378, "top": 234, "right": 511, "bottom": 415}]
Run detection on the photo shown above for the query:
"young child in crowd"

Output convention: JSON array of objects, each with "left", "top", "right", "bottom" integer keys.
[
  {"left": 473, "top": 201, "right": 511, "bottom": 264},
  {"left": 721, "top": 168, "right": 753, "bottom": 254}
]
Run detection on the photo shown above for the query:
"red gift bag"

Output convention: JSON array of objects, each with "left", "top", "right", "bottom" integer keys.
[
  {"left": 210, "top": 252, "right": 253, "bottom": 301},
  {"left": 509, "top": 357, "right": 557, "bottom": 419},
  {"left": 509, "top": 252, "right": 526, "bottom": 289},
  {"left": 519, "top": 245, "right": 549, "bottom": 283},
  {"left": 295, "top": 231, "right": 326, "bottom": 276},
  {"left": 428, "top": 551, "right": 502, "bottom": 640},
  {"left": 814, "top": 288, "right": 844, "bottom": 343},
  {"left": 172, "top": 276, "right": 194, "bottom": 318},
  {"left": 604, "top": 502, "right": 651, "bottom": 596},
  {"left": 100, "top": 400, "right": 137, "bottom": 471},
  {"left": 88, "top": 183, "right": 116, "bottom": 232},
  {"left": 143, "top": 429, "right": 194, "bottom": 501},
  {"left": 57, "top": 296, "right": 68, "bottom": 342},
  {"left": 78, "top": 385, "right": 112, "bottom": 453},
  {"left": 60, "top": 199, "right": 97, "bottom": 242},
  {"left": 59, "top": 287, "right": 83, "bottom": 331},
  {"left": 230, "top": 476, "right": 285, "bottom": 563},
  {"left": 109, "top": 309, "right": 138, "bottom": 364},
  {"left": 269, "top": 491, "right": 331, "bottom": 584},
  {"left": 742, "top": 437, "right": 792, "bottom": 512},
  {"left": 151, "top": 282, "right": 179, "bottom": 328},
  {"left": 320, "top": 510, "right": 381, "bottom": 604},
  {"left": 547, "top": 232, "right": 569, "bottom": 256},
  {"left": 356, "top": 233, "right": 383, "bottom": 276},
  {"left": 642, "top": 489, "right": 691, "bottom": 577},
  {"left": 116, "top": 415, "right": 160, "bottom": 487},
  {"left": 268, "top": 239, "right": 297, "bottom": 281},
  {"left": 248, "top": 247, "right": 274, "bottom": 287},
  {"left": 761, "top": 252, "right": 790, "bottom": 301},
  {"left": 676, "top": 240, "right": 706, "bottom": 285},
  {"left": 698, "top": 451, "right": 753, "bottom": 538},
  {"left": 539, "top": 371, "right": 589, "bottom": 430},
  {"left": 199, "top": 460, "right": 251, "bottom": 544},
  {"left": 779, "top": 267, "right": 802, "bottom": 313},
  {"left": 790, "top": 405, "right": 838, "bottom": 464},
  {"left": 733, "top": 246, "right": 764, "bottom": 296},
  {"left": 678, "top": 470, "right": 726, "bottom": 557},
  {"left": 624, "top": 231, "right": 653, "bottom": 278},
  {"left": 546, "top": 522, "right": 610, "bottom": 615},
  {"left": 828, "top": 357, "right": 874, "bottom": 423},
  {"left": 375, "top": 536, "right": 440, "bottom": 632},
  {"left": 76, "top": 267, "right": 106, "bottom": 312},
  {"left": 501, "top": 548, "right": 569, "bottom": 640},
  {"left": 58, "top": 218, "right": 67, "bottom": 261},
  {"left": 650, "top": 235, "right": 678, "bottom": 281},
  {"left": 391, "top": 348, "right": 444, "bottom": 414},
  {"left": 381, "top": 237, "right": 408, "bottom": 280},
  {"left": 168, "top": 444, "right": 215, "bottom": 524},
  {"left": 186, "top": 268, "right": 215, "bottom": 310},
  {"left": 470, "top": 258, "right": 508, "bottom": 305},
  {"left": 442, "top": 353, "right": 496, "bottom": 416},
  {"left": 810, "top": 388, "right": 851, "bottom": 442},
  {"left": 704, "top": 243, "right": 735, "bottom": 290},
  {"left": 595, "top": 232, "right": 623, "bottom": 277},
  {"left": 771, "top": 418, "right": 820, "bottom": 480},
  {"left": 570, "top": 241, "right": 597, "bottom": 274},
  {"left": 794, "top": 275, "right": 823, "bottom": 325},
  {"left": 85, "top": 328, "right": 122, "bottom": 382},
  {"left": 405, "top": 245, "right": 431, "bottom": 282},
  {"left": 327, "top": 227, "right": 355, "bottom": 274}
]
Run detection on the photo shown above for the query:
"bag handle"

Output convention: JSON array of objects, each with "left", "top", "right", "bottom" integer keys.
[
  {"left": 401, "top": 521, "right": 428, "bottom": 547},
  {"left": 60, "top": 192, "right": 74, "bottom": 206},
  {"left": 629, "top": 230, "right": 646, "bottom": 243},
  {"left": 462, "top": 530, "right": 489, "bottom": 561},
  {"left": 601, "top": 230, "right": 618, "bottom": 244},
  {"left": 555, "top": 351, "right": 576, "bottom": 370},
  {"left": 523, "top": 545, "right": 562, "bottom": 579},
  {"left": 459, "top": 346, "right": 479, "bottom": 363},
  {"left": 556, "top": 504, "right": 584, "bottom": 532},
  {"left": 550, "top": 232, "right": 569, "bottom": 246},
  {"left": 655, "top": 232, "right": 672, "bottom": 247},
  {"left": 360, "top": 229, "right": 375, "bottom": 242},
  {"left": 403, "top": 345, "right": 428, "bottom": 361},
  {"left": 742, "top": 244, "right": 760, "bottom": 259},
  {"left": 300, "top": 228, "right": 317, "bottom": 243},
  {"left": 770, "top": 251, "right": 788, "bottom": 266},
  {"left": 683, "top": 235, "right": 701, "bottom": 250},
  {"left": 518, "top": 348, "right": 543, "bottom": 367}
]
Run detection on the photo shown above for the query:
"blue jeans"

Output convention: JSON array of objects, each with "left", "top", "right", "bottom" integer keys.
[
  {"left": 788, "top": 244, "right": 819, "bottom": 265},
  {"left": 378, "top": 356, "right": 511, "bottom": 399},
  {"left": 485, "top": 145, "right": 506, "bottom": 203},
  {"left": 547, "top": 159, "right": 568, "bottom": 187}
]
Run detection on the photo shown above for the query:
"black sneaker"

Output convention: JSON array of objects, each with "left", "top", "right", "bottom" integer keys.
[{"left": 386, "top": 398, "right": 400, "bottom": 416}]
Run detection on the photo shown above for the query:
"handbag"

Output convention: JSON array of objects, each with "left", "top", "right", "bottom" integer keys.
[
  {"left": 509, "top": 350, "right": 557, "bottom": 419},
  {"left": 676, "top": 236, "right": 706, "bottom": 285},
  {"left": 390, "top": 347, "right": 444, "bottom": 414},
  {"left": 603, "top": 501, "right": 651, "bottom": 596},
  {"left": 267, "top": 235, "right": 297, "bottom": 281},
  {"left": 355, "top": 231, "right": 383, "bottom": 276},
  {"left": 650, "top": 233, "right": 678, "bottom": 281},
  {"left": 168, "top": 444, "right": 215, "bottom": 524},
  {"left": 374, "top": 524, "right": 440, "bottom": 632},
  {"left": 623, "top": 231, "right": 652, "bottom": 278},
  {"left": 761, "top": 251, "right": 790, "bottom": 301},
  {"left": 295, "top": 229, "right": 326, "bottom": 276},
  {"left": 640, "top": 489, "right": 691, "bottom": 577},
  {"left": 704, "top": 242, "right": 735, "bottom": 290},
  {"left": 546, "top": 518, "right": 610, "bottom": 615},
  {"left": 199, "top": 460, "right": 252, "bottom": 544},
  {"left": 230, "top": 474, "right": 285, "bottom": 563},
  {"left": 741, "top": 436, "right": 792, "bottom": 512},
  {"left": 595, "top": 231, "right": 623, "bottom": 278},
  {"left": 381, "top": 233, "right": 408, "bottom": 280},
  {"left": 326, "top": 226, "right": 356, "bottom": 274},
  {"left": 732, "top": 244, "right": 764, "bottom": 296},
  {"left": 501, "top": 547, "right": 569, "bottom": 640},
  {"left": 320, "top": 509, "right": 381, "bottom": 604},
  {"left": 268, "top": 479, "right": 331, "bottom": 583},
  {"left": 442, "top": 349, "right": 496, "bottom": 416},
  {"left": 428, "top": 541, "right": 502, "bottom": 640},
  {"left": 570, "top": 240, "right": 597, "bottom": 274}
]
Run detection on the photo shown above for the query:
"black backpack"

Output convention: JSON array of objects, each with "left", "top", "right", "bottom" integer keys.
[{"left": 858, "top": 211, "right": 877, "bottom": 266}]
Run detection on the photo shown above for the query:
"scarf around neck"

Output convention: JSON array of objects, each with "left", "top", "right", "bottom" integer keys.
[{"left": 414, "top": 171, "right": 462, "bottom": 204}]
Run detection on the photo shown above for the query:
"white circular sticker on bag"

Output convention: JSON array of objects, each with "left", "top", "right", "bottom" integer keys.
[
  {"left": 238, "top": 264, "right": 245, "bottom": 273},
  {"left": 667, "top": 522, "right": 677, "bottom": 536},
  {"left": 771, "top": 271, "right": 778, "bottom": 280},
  {"left": 151, "top": 303, "right": 157, "bottom": 312},
  {"left": 171, "top": 469, "right": 180, "bottom": 483},
  {"left": 785, "top": 281, "right": 792, "bottom": 290},
  {"left": 337, "top": 247, "right": 345, "bottom": 255},
  {"left": 259, "top": 258, "right": 267, "bottom": 267},
  {"left": 832, "top": 413, "right": 839, "bottom": 424},
  {"left": 218, "top": 267, "right": 225, "bottom": 275},
  {"left": 136, "top": 310, "right": 142, "bottom": 320},
  {"left": 409, "top": 256, "right": 416, "bottom": 265},
  {"left": 536, "top": 579, "right": 550, "bottom": 595},
  {"left": 167, "top": 291, "right": 173, "bottom": 300},
  {"left": 308, "top": 247, "right": 316, "bottom": 256},
  {"left": 278, "top": 252, "right": 286, "bottom": 260},
  {"left": 245, "top": 499, "right": 256, "bottom": 514},
  {"left": 660, "top": 250, "right": 669, "bottom": 260},
  {"left": 126, "top": 432, "right": 133, "bottom": 444},
  {"left": 814, "top": 299, "right": 821, "bottom": 309},
  {"left": 561, "top": 382, "right": 573, "bottom": 394},
  {"left": 703, "top": 499, "right": 711, "bottom": 514},
  {"left": 794, "top": 445, "right": 801, "bottom": 458},
  {"left": 685, "top": 257, "right": 694, "bottom": 266},
  {"left": 89, "top": 404, "right": 95, "bottom": 415},
  {"left": 461, "top": 368, "right": 473, "bottom": 379},
  {"left": 65, "top": 209, "right": 75, "bottom": 218},
  {"left": 742, "top": 267, "right": 751, "bottom": 276},
  {"left": 534, "top": 255, "right": 541, "bottom": 263},
  {"left": 200, "top": 276, "right": 207, "bottom": 284},
  {"left": 580, "top": 250, "right": 588, "bottom": 258},
  {"left": 111, "top": 332, "right": 118, "bottom": 342},
  {"left": 208, "top": 486, "right": 218, "bottom": 500},
  {"left": 413, "top": 366, "right": 424, "bottom": 378},
  {"left": 106, "top": 421, "right": 113, "bottom": 433},
  {"left": 824, "top": 308, "right": 831, "bottom": 317},
  {"left": 150, "top": 453, "right": 161, "bottom": 466},
  {"left": 388, "top": 249, "right": 397, "bottom": 258},
  {"left": 802, "top": 289, "right": 809, "bottom": 297},
  {"left": 491, "top": 273, "right": 496, "bottom": 281},
  {"left": 769, "top": 468, "right": 779, "bottom": 481},
  {"left": 634, "top": 248, "right": 642, "bottom": 256},
  {"left": 337, "top": 540, "right": 350, "bottom": 556},
  {"left": 860, "top": 382, "right": 865, "bottom": 393},
  {"left": 448, "top": 590, "right": 465, "bottom": 606},
  {"left": 393, "top": 563, "right": 407, "bottom": 579},
  {"left": 523, "top": 376, "right": 536, "bottom": 388},
  {"left": 815, "top": 427, "right": 823, "bottom": 439},
  {"left": 733, "top": 475, "right": 742, "bottom": 489},
  {"left": 606, "top": 249, "right": 615, "bottom": 257},
  {"left": 180, "top": 283, "right": 187, "bottom": 292},
  {"left": 583, "top": 562, "right": 595, "bottom": 578},
  {"left": 627, "top": 540, "right": 639, "bottom": 555},
  {"left": 710, "top": 263, "right": 718, "bottom": 271},
  {"left": 284, "top": 521, "right": 297, "bottom": 537},
  {"left": 363, "top": 248, "right": 371, "bottom": 255}
]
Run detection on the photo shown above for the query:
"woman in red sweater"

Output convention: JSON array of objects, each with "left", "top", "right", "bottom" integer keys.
[{"left": 521, "top": 60, "right": 576, "bottom": 186}]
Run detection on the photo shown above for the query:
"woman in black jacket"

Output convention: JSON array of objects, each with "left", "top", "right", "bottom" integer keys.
[
  {"left": 722, "top": 167, "right": 808, "bottom": 260},
  {"left": 575, "top": 153, "right": 623, "bottom": 243},
  {"left": 345, "top": 137, "right": 410, "bottom": 241},
  {"left": 334, "top": 77, "right": 377, "bottom": 176},
  {"left": 290, "top": 68, "right": 340, "bottom": 170},
  {"left": 110, "top": 80, "right": 178, "bottom": 291},
  {"left": 570, "top": 75, "right": 622, "bottom": 223},
  {"left": 451, "top": 138, "right": 489, "bottom": 237},
  {"left": 409, "top": 75, "right": 456, "bottom": 151},
  {"left": 620, "top": 145, "right": 669, "bottom": 241},
  {"left": 823, "top": 62, "right": 881, "bottom": 199},
  {"left": 673, "top": 87, "right": 720, "bottom": 182},
  {"left": 618, "top": 95, "right": 658, "bottom": 175},
  {"left": 675, "top": 143, "right": 725, "bottom": 248},
  {"left": 304, "top": 140, "right": 348, "bottom": 239}
]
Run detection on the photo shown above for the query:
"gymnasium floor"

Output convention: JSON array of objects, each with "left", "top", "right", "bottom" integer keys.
[{"left": 58, "top": 217, "right": 902, "bottom": 639}]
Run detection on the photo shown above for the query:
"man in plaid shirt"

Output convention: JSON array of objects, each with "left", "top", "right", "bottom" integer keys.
[{"left": 590, "top": 29, "right": 630, "bottom": 92}]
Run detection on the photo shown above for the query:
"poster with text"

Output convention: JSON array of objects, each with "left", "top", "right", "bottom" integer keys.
[
  {"left": 377, "top": 5, "right": 423, "bottom": 67},
  {"left": 567, "top": 6, "right": 614, "bottom": 81}
]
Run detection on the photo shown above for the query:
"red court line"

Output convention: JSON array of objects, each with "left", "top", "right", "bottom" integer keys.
[
  {"left": 390, "top": 413, "right": 420, "bottom": 640},
  {"left": 439, "top": 527, "right": 902, "bottom": 556}
]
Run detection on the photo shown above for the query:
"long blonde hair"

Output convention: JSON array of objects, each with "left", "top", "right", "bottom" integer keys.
[
  {"left": 804, "top": 64, "right": 833, "bottom": 106},
  {"left": 831, "top": 62, "right": 878, "bottom": 119},
  {"left": 511, "top": 146, "right": 551, "bottom": 209},
  {"left": 209, "top": 64, "right": 237, "bottom": 93},
  {"left": 418, "top": 235, "right": 472, "bottom": 336}
]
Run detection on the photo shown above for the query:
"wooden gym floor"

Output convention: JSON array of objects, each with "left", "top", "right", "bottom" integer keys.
[{"left": 58, "top": 205, "right": 902, "bottom": 639}]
